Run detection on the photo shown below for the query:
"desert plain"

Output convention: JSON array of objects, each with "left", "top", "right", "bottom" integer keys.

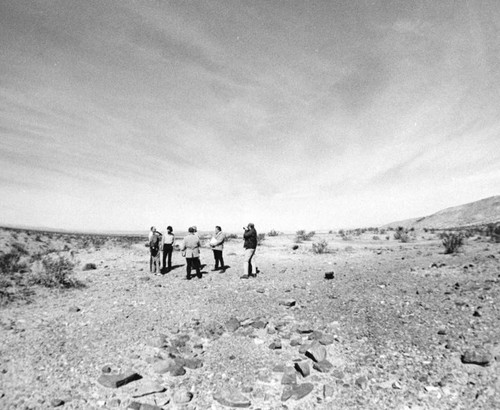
[{"left": 0, "top": 227, "right": 499, "bottom": 409}]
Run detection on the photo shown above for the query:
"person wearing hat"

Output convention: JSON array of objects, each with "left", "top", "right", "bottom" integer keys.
[
  {"left": 180, "top": 227, "right": 202, "bottom": 280},
  {"left": 242, "top": 222, "right": 257, "bottom": 278}
]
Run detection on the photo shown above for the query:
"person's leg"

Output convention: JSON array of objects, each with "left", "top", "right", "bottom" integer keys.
[
  {"left": 243, "top": 248, "right": 255, "bottom": 276},
  {"left": 186, "top": 258, "right": 192, "bottom": 279},
  {"left": 162, "top": 245, "right": 167, "bottom": 271},
  {"left": 167, "top": 245, "right": 173, "bottom": 269},
  {"left": 150, "top": 250, "right": 153, "bottom": 272},
  {"left": 212, "top": 250, "right": 218, "bottom": 270},
  {"left": 195, "top": 257, "right": 202, "bottom": 278},
  {"left": 220, "top": 252, "right": 225, "bottom": 272}
]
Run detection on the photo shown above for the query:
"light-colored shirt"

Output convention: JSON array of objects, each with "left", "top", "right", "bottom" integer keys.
[{"left": 162, "top": 232, "right": 175, "bottom": 246}]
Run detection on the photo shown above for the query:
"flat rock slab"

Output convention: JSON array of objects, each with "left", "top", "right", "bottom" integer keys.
[
  {"left": 313, "top": 359, "right": 333, "bottom": 373},
  {"left": 131, "top": 382, "right": 166, "bottom": 398},
  {"left": 152, "top": 359, "right": 176, "bottom": 374},
  {"left": 98, "top": 371, "right": 142, "bottom": 388},
  {"left": 281, "top": 367, "right": 297, "bottom": 385},
  {"left": 461, "top": 350, "right": 492, "bottom": 366},
  {"left": 281, "top": 383, "right": 314, "bottom": 401},
  {"left": 213, "top": 389, "right": 251, "bottom": 408},
  {"left": 173, "top": 389, "right": 193, "bottom": 404}
]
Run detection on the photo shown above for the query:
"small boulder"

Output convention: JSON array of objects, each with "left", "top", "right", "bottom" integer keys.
[
  {"left": 225, "top": 317, "right": 240, "bottom": 332},
  {"left": 279, "top": 299, "right": 296, "bottom": 307},
  {"left": 213, "top": 388, "right": 251, "bottom": 408},
  {"left": 294, "top": 361, "right": 310, "bottom": 378},
  {"left": 281, "top": 367, "right": 297, "bottom": 385},
  {"left": 82, "top": 263, "right": 97, "bottom": 271},
  {"left": 173, "top": 389, "right": 193, "bottom": 404},
  {"left": 152, "top": 359, "right": 176, "bottom": 374},
  {"left": 313, "top": 359, "right": 333, "bottom": 373},
  {"left": 461, "top": 350, "right": 492, "bottom": 366},
  {"left": 281, "top": 383, "right": 314, "bottom": 401},
  {"left": 306, "top": 341, "right": 327, "bottom": 362}
]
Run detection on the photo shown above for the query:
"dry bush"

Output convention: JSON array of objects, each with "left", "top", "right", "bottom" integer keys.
[
  {"left": 29, "top": 255, "right": 80, "bottom": 288},
  {"left": 267, "top": 229, "right": 279, "bottom": 237},
  {"left": 257, "top": 233, "right": 266, "bottom": 245},
  {"left": 296, "top": 230, "right": 315, "bottom": 242},
  {"left": 312, "top": 239, "right": 329, "bottom": 254},
  {"left": 441, "top": 232, "right": 464, "bottom": 254}
]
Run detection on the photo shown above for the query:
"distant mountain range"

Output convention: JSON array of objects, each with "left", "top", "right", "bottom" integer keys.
[{"left": 383, "top": 196, "right": 500, "bottom": 230}]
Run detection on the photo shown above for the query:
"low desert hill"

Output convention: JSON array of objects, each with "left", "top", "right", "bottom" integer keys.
[{"left": 383, "top": 195, "right": 500, "bottom": 230}]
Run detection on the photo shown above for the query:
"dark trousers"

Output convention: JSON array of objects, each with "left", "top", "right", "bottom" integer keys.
[
  {"left": 162, "top": 244, "right": 173, "bottom": 270},
  {"left": 150, "top": 248, "right": 160, "bottom": 273},
  {"left": 213, "top": 250, "right": 224, "bottom": 269},
  {"left": 186, "top": 257, "right": 201, "bottom": 278}
]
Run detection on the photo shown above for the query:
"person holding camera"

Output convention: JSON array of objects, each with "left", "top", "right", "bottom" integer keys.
[{"left": 242, "top": 223, "right": 257, "bottom": 278}]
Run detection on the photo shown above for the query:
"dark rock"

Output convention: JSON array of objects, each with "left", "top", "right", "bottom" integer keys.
[
  {"left": 473, "top": 310, "right": 482, "bottom": 317},
  {"left": 281, "top": 367, "right": 297, "bottom": 385},
  {"left": 51, "top": 399, "right": 64, "bottom": 407},
  {"left": 437, "top": 329, "right": 446, "bottom": 335},
  {"left": 313, "top": 359, "right": 333, "bottom": 373},
  {"left": 324, "top": 272, "right": 334, "bottom": 280},
  {"left": 82, "top": 263, "right": 97, "bottom": 271},
  {"left": 296, "top": 325, "right": 313, "bottom": 334},
  {"left": 294, "top": 361, "right": 310, "bottom": 377},
  {"left": 225, "top": 317, "right": 240, "bottom": 332},
  {"left": 213, "top": 388, "right": 251, "bottom": 408},
  {"left": 280, "top": 299, "right": 296, "bottom": 307},
  {"left": 461, "top": 350, "right": 492, "bottom": 366},
  {"left": 98, "top": 371, "right": 142, "bottom": 388},
  {"left": 306, "top": 341, "right": 327, "bottom": 362}
]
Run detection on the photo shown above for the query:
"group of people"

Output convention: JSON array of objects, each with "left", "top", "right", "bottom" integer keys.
[{"left": 148, "top": 223, "right": 258, "bottom": 280}]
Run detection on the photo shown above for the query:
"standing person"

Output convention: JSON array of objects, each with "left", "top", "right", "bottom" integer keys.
[
  {"left": 210, "top": 226, "right": 226, "bottom": 272},
  {"left": 181, "top": 227, "right": 202, "bottom": 280},
  {"left": 149, "top": 229, "right": 161, "bottom": 273},
  {"left": 148, "top": 226, "right": 155, "bottom": 242},
  {"left": 242, "top": 223, "right": 257, "bottom": 279},
  {"left": 161, "top": 226, "right": 175, "bottom": 273}
]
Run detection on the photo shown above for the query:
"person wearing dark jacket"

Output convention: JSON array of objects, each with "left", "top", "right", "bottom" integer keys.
[{"left": 242, "top": 223, "right": 257, "bottom": 278}]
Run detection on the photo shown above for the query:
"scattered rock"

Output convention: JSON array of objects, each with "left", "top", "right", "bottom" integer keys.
[
  {"left": 355, "top": 376, "right": 368, "bottom": 390},
  {"left": 97, "top": 371, "right": 142, "bottom": 388},
  {"left": 313, "top": 359, "right": 333, "bottom": 373},
  {"left": 213, "top": 388, "right": 251, "bottom": 408},
  {"left": 279, "top": 299, "right": 296, "bottom": 307},
  {"left": 290, "top": 339, "right": 302, "bottom": 347},
  {"left": 323, "top": 384, "right": 335, "bottom": 398},
  {"left": 184, "top": 358, "right": 203, "bottom": 369},
  {"left": 319, "top": 334, "right": 334, "bottom": 345},
  {"left": 281, "top": 367, "right": 297, "bottom": 385},
  {"left": 281, "top": 383, "right": 314, "bottom": 401},
  {"left": 225, "top": 317, "right": 240, "bottom": 332},
  {"left": 324, "top": 272, "right": 334, "bottom": 280},
  {"left": 152, "top": 359, "right": 176, "bottom": 374},
  {"left": 296, "top": 325, "right": 313, "bottom": 334},
  {"left": 461, "top": 350, "right": 492, "bottom": 366},
  {"left": 51, "top": 398, "right": 64, "bottom": 407},
  {"left": 305, "top": 341, "right": 327, "bottom": 362},
  {"left": 269, "top": 339, "right": 282, "bottom": 350},
  {"left": 69, "top": 306, "right": 81, "bottom": 312},
  {"left": 101, "top": 365, "right": 112, "bottom": 374},
  {"left": 170, "top": 364, "right": 186, "bottom": 376},
  {"left": 127, "top": 402, "right": 162, "bottom": 410},
  {"left": 173, "top": 389, "right": 193, "bottom": 404},
  {"left": 82, "top": 263, "right": 97, "bottom": 271},
  {"left": 252, "top": 319, "right": 268, "bottom": 329},
  {"left": 308, "top": 330, "right": 323, "bottom": 340},
  {"left": 294, "top": 361, "right": 310, "bottom": 377}
]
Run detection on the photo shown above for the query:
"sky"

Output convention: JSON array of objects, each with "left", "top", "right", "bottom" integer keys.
[{"left": 1, "top": 0, "right": 499, "bottom": 233}]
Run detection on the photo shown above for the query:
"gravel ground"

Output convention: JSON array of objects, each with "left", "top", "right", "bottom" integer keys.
[{"left": 1, "top": 231, "right": 499, "bottom": 409}]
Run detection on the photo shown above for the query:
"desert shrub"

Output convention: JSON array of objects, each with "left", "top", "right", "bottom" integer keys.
[
  {"left": 394, "top": 227, "right": 410, "bottom": 242},
  {"left": 296, "top": 230, "right": 315, "bottom": 241},
  {"left": 372, "top": 235, "right": 380, "bottom": 240},
  {"left": 386, "top": 236, "right": 390, "bottom": 240},
  {"left": 226, "top": 233, "right": 238, "bottom": 240},
  {"left": 268, "top": 229, "right": 279, "bottom": 237},
  {"left": 0, "top": 250, "right": 27, "bottom": 274},
  {"left": 30, "top": 256, "right": 77, "bottom": 288},
  {"left": 312, "top": 239, "right": 329, "bottom": 254},
  {"left": 257, "top": 233, "right": 266, "bottom": 245},
  {"left": 442, "top": 232, "right": 464, "bottom": 254}
]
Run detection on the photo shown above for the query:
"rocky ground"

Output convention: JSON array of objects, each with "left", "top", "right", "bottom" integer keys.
[{"left": 0, "top": 229, "right": 499, "bottom": 409}]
